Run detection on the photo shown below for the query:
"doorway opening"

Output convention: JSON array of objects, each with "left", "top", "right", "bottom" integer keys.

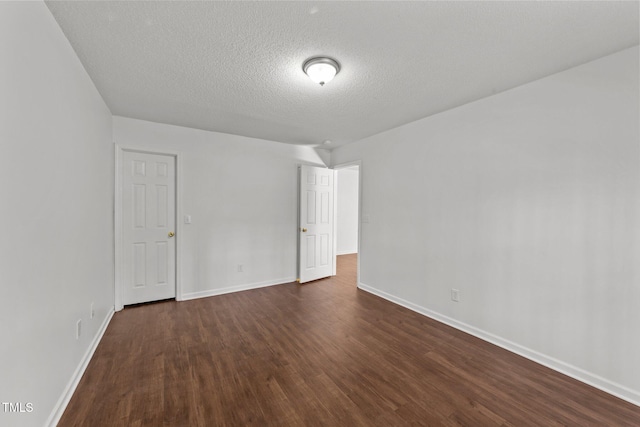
[{"left": 333, "top": 162, "right": 361, "bottom": 286}]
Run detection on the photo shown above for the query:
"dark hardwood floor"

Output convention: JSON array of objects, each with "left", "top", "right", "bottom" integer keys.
[{"left": 59, "top": 254, "right": 640, "bottom": 426}]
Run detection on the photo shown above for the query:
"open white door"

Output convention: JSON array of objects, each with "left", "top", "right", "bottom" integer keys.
[
  {"left": 299, "top": 165, "right": 335, "bottom": 283},
  {"left": 122, "top": 151, "right": 176, "bottom": 305}
]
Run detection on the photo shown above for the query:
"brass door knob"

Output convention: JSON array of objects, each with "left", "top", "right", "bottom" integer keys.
[
  {"left": 301, "top": 228, "right": 308, "bottom": 232},
  {"left": 168, "top": 231, "right": 175, "bottom": 237}
]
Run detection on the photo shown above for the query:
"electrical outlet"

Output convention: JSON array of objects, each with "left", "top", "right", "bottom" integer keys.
[
  {"left": 90, "top": 302, "right": 95, "bottom": 319},
  {"left": 237, "top": 264, "right": 243, "bottom": 273},
  {"left": 451, "top": 289, "right": 460, "bottom": 302},
  {"left": 76, "top": 319, "right": 82, "bottom": 339}
]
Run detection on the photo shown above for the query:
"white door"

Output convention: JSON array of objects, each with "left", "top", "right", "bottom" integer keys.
[
  {"left": 299, "top": 165, "right": 335, "bottom": 283},
  {"left": 122, "top": 151, "right": 176, "bottom": 305}
]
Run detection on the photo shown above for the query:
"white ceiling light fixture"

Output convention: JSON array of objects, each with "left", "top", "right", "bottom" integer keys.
[{"left": 303, "top": 57, "right": 340, "bottom": 86}]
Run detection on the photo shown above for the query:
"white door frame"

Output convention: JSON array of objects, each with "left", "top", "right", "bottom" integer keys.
[
  {"left": 332, "top": 160, "right": 362, "bottom": 286},
  {"left": 114, "top": 144, "right": 183, "bottom": 311}
]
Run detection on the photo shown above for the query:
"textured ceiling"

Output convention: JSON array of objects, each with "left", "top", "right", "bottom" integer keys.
[{"left": 45, "top": 1, "right": 639, "bottom": 149}]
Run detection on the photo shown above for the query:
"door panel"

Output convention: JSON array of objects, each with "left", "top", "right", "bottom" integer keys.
[
  {"left": 123, "top": 151, "right": 176, "bottom": 304},
  {"left": 320, "top": 234, "right": 329, "bottom": 266},
  {"left": 133, "top": 243, "right": 146, "bottom": 287},
  {"left": 299, "top": 165, "right": 335, "bottom": 283}
]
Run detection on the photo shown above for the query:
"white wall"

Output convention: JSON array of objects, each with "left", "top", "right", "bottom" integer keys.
[
  {"left": 0, "top": 3, "right": 114, "bottom": 426},
  {"left": 331, "top": 47, "right": 640, "bottom": 404},
  {"left": 113, "top": 116, "right": 328, "bottom": 299},
  {"left": 336, "top": 167, "right": 359, "bottom": 255}
]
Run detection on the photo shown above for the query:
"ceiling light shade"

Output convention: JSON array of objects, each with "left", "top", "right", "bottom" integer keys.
[{"left": 303, "top": 57, "right": 340, "bottom": 86}]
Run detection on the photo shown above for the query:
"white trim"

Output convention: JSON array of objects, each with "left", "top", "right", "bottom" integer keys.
[
  {"left": 175, "top": 152, "right": 184, "bottom": 301},
  {"left": 296, "top": 165, "right": 301, "bottom": 281},
  {"left": 332, "top": 160, "right": 362, "bottom": 286},
  {"left": 46, "top": 308, "right": 114, "bottom": 427},
  {"left": 114, "top": 145, "right": 183, "bottom": 309},
  {"left": 336, "top": 250, "right": 358, "bottom": 256},
  {"left": 357, "top": 281, "right": 640, "bottom": 408},
  {"left": 181, "top": 277, "right": 296, "bottom": 301},
  {"left": 332, "top": 170, "right": 338, "bottom": 276},
  {"left": 114, "top": 144, "right": 122, "bottom": 310}
]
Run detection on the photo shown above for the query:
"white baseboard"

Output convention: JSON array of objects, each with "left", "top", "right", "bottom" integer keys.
[
  {"left": 181, "top": 277, "right": 296, "bottom": 301},
  {"left": 336, "top": 250, "right": 358, "bottom": 256},
  {"left": 46, "top": 307, "right": 115, "bottom": 427},
  {"left": 357, "top": 282, "right": 640, "bottom": 408}
]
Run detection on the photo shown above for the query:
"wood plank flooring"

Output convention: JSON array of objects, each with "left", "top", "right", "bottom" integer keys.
[{"left": 59, "top": 254, "right": 640, "bottom": 426}]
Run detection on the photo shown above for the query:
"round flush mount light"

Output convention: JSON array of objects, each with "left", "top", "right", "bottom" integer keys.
[
  {"left": 303, "top": 57, "right": 340, "bottom": 86},
  {"left": 322, "top": 139, "right": 332, "bottom": 145}
]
